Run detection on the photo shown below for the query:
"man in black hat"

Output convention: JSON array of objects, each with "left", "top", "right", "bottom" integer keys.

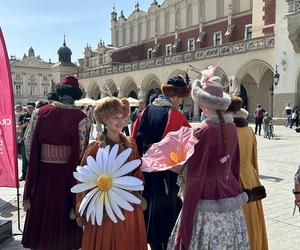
[
  {"left": 18, "top": 101, "right": 35, "bottom": 181},
  {"left": 132, "top": 74, "right": 191, "bottom": 250}
]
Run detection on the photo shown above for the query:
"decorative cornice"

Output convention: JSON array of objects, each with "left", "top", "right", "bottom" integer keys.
[{"left": 80, "top": 35, "right": 275, "bottom": 79}]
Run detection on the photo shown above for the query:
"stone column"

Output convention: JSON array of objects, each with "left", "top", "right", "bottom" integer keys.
[
  {"left": 138, "top": 88, "right": 146, "bottom": 102},
  {"left": 118, "top": 88, "right": 125, "bottom": 98}
]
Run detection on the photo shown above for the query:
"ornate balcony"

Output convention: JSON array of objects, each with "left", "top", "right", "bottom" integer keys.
[
  {"left": 80, "top": 35, "right": 275, "bottom": 79},
  {"left": 286, "top": 0, "right": 300, "bottom": 53}
]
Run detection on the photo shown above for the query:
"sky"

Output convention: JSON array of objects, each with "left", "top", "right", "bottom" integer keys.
[{"left": 0, "top": 0, "right": 162, "bottom": 64}]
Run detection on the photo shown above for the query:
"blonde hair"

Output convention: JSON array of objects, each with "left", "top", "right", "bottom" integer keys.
[{"left": 94, "top": 97, "right": 129, "bottom": 124}]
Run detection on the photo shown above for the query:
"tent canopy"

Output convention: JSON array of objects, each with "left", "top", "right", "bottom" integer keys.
[
  {"left": 127, "top": 97, "right": 140, "bottom": 107},
  {"left": 74, "top": 98, "right": 96, "bottom": 106},
  {"left": 92, "top": 97, "right": 140, "bottom": 107}
]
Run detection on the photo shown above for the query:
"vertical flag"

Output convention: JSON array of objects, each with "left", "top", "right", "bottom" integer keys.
[{"left": 0, "top": 27, "right": 19, "bottom": 188}]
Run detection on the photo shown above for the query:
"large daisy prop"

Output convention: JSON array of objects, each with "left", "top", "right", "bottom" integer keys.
[
  {"left": 71, "top": 145, "right": 143, "bottom": 225},
  {"left": 141, "top": 126, "right": 198, "bottom": 172}
]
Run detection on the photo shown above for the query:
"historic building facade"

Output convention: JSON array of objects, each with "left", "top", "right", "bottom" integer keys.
[
  {"left": 10, "top": 47, "right": 53, "bottom": 105},
  {"left": 11, "top": 38, "right": 78, "bottom": 105},
  {"left": 78, "top": 0, "right": 299, "bottom": 122}
]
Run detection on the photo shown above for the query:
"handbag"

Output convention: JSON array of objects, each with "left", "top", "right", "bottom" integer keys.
[{"left": 243, "top": 185, "right": 267, "bottom": 203}]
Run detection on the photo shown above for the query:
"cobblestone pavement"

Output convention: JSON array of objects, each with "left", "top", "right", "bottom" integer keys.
[{"left": 0, "top": 124, "right": 300, "bottom": 249}]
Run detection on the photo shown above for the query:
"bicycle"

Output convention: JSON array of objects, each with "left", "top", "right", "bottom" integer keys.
[{"left": 264, "top": 123, "right": 274, "bottom": 139}]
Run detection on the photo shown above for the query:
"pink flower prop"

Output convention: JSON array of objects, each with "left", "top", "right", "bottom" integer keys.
[{"left": 141, "top": 126, "right": 198, "bottom": 172}]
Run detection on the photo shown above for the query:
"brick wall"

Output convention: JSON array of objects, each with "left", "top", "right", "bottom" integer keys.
[
  {"left": 111, "top": 14, "right": 252, "bottom": 63},
  {"left": 262, "top": 0, "right": 275, "bottom": 35}
]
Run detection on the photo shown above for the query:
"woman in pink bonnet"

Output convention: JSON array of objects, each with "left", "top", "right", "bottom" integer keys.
[{"left": 167, "top": 66, "right": 250, "bottom": 250}]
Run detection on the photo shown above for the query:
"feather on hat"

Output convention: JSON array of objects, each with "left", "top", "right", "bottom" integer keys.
[{"left": 192, "top": 65, "right": 231, "bottom": 111}]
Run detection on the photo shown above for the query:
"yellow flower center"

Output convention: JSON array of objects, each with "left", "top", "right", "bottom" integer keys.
[
  {"left": 97, "top": 175, "right": 112, "bottom": 191},
  {"left": 170, "top": 151, "right": 179, "bottom": 164}
]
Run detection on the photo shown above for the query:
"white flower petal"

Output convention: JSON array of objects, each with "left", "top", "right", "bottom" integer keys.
[
  {"left": 86, "top": 189, "right": 99, "bottom": 223},
  {"left": 113, "top": 183, "right": 144, "bottom": 191},
  {"left": 91, "top": 210, "right": 96, "bottom": 225},
  {"left": 109, "top": 188, "right": 134, "bottom": 211},
  {"left": 96, "top": 148, "right": 104, "bottom": 172},
  {"left": 95, "top": 191, "right": 105, "bottom": 225},
  {"left": 71, "top": 181, "right": 97, "bottom": 193},
  {"left": 107, "top": 190, "right": 125, "bottom": 221},
  {"left": 77, "top": 165, "right": 87, "bottom": 172},
  {"left": 79, "top": 188, "right": 99, "bottom": 216},
  {"left": 111, "top": 148, "right": 133, "bottom": 173},
  {"left": 108, "top": 144, "right": 119, "bottom": 164},
  {"left": 102, "top": 145, "right": 110, "bottom": 173},
  {"left": 112, "top": 187, "right": 141, "bottom": 205},
  {"left": 104, "top": 192, "right": 118, "bottom": 223},
  {"left": 77, "top": 165, "right": 98, "bottom": 180},
  {"left": 111, "top": 159, "right": 141, "bottom": 178},
  {"left": 73, "top": 172, "right": 94, "bottom": 183},
  {"left": 113, "top": 176, "right": 143, "bottom": 186},
  {"left": 86, "top": 156, "right": 100, "bottom": 175}
]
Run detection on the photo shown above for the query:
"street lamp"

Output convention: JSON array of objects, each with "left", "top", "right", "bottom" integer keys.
[
  {"left": 273, "top": 65, "right": 280, "bottom": 85},
  {"left": 268, "top": 85, "right": 274, "bottom": 96}
]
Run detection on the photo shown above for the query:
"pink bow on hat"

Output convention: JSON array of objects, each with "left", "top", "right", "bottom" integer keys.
[{"left": 200, "top": 65, "right": 221, "bottom": 88}]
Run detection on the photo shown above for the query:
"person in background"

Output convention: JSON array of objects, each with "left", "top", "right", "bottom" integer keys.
[
  {"left": 254, "top": 104, "right": 265, "bottom": 136},
  {"left": 86, "top": 105, "right": 96, "bottom": 139},
  {"left": 200, "top": 110, "right": 206, "bottom": 122},
  {"left": 131, "top": 100, "right": 146, "bottom": 124},
  {"left": 18, "top": 102, "right": 36, "bottom": 181},
  {"left": 21, "top": 76, "right": 91, "bottom": 250},
  {"left": 15, "top": 104, "right": 23, "bottom": 126},
  {"left": 290, "top": 107, "right": 299, "bottom": 129},
  {"left": 80, "top": 105, "right": 86, "bottom": 114},
  {"left": 283, "top": 103, "right": 292, "bottom": 127},
  {"left": 263, "top": 112, "right": 273, "bottom": 136},
  {"left": 122, "top": 114, "right": 131, "bottom": 136},
  {"left": 227, "top": 96, "right": 268, "bottom": 250},
  {"left": 294, "top": 165, "right": 300, "bottom": 215},
  {"left": 132, "top": 74, "right": 191, "bottom": 250},
  {"left": 15, "top": 104, "right": 24, "bottom": 156}
]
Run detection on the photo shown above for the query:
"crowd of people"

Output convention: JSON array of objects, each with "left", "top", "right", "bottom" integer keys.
[{"left": 16, "top": 70, "right": 272, "bottom": 250}]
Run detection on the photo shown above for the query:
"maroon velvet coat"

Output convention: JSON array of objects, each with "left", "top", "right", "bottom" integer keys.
[
  {"left": 175, "top": 121, "right": 243, "bottom": 250},
  {"left": 22, "top": 104, "right": 86, "bottom": 250}
]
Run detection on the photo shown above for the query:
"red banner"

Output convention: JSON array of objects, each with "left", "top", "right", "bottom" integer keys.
[{"left": 0, "top": 27, "right": 19, "bottom": 188}]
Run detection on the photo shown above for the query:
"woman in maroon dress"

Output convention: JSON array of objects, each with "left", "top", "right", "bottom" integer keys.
[{"left": 22, "top": 76, "right": 91, "bottom": 250}]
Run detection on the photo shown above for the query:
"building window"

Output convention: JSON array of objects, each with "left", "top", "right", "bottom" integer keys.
[
  {"left": 43, "top": 85, "right": 49, "bottom": 96},
  {"left": 28, "top": 85, "right": 35, "bottom": 96},
  {"left": 245, "top": 24, "right": 252, "bottom": 40},
  {"left": 130, "top": 25, "right": 134, "bottom": 44},
  {"left": 165, "top": 44, "right": 172, "bottom": 56},
  {"left": 147, "top": 48, "right": 154, "bottom": 59},
  {"left": 295, "top": 0, "right": 300, "bottom": 11},
  {"left": 30, "top": 74, "right": 35, "bottom": 79},
  {"left": 187, "top": 4, "right": 193, "bottom": 27},
  {"left": 15, "top": 84, "right": 22, "bottom": 95},
  {"left": 165, "top": 12, "right": 170, "bottom": 34},
  {"left": 176, "top": 8, "right": 181, "bottom": 29},
  {"left": 187, "top": 38, "right": 195, "bottom": 51},
  {"left": 15, "top": 73, "right": 21, "bottom": 79},
  {"left": 214, "top": 32, "right": 222, "bottom": 46},
  {"left": 43, "top": 75, "right": 48, "bottom": 81}
]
